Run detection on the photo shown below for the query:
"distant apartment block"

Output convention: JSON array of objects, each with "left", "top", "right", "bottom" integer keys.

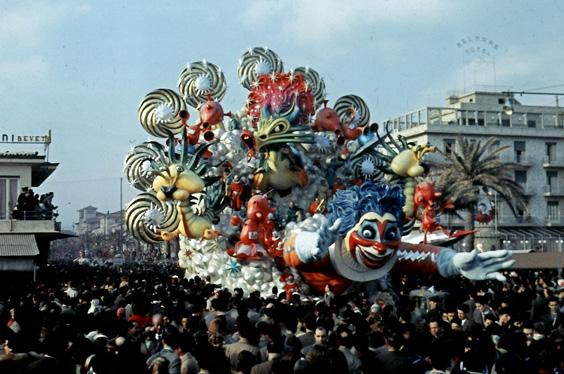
[
  {"left": 387, "top": 91, "right": 564, "bottom": 251},
  {"left": 75, "top": 206, "right": 123, "bottom": 236}
]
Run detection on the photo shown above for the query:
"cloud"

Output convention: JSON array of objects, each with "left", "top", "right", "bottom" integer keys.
[
  {"left": 239, "top": 0, "right": 453, "bottom": 44},
  {"left": 0, "top": 55, "right": 50, "bottom": 81},
  {"left": 0, "top": 1, "right": 91, "bottom": 46}
]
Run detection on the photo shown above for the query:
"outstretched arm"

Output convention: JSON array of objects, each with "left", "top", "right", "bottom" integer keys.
[
  {"left": 395, "top": 243, "right": 514, "bottom": 282},
  {"left": 438, "top": 248, "right": 515, "bottom": 282}
]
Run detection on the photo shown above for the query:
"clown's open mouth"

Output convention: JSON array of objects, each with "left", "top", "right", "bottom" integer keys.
[
  {"left": 329, "top": 238, "right": 398, "bottom": 282},
  {"left": 354, "top": 245, "right": 394, "bottom": 267}
]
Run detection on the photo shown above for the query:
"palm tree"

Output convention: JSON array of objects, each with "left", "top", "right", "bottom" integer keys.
[{"left": 433, "top": 136, "right": 527, "bottom": 249}]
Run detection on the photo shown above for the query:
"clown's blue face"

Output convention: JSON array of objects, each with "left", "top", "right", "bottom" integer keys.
[{"left": 330, "top": 212, "right": 401, "bottom": 282}]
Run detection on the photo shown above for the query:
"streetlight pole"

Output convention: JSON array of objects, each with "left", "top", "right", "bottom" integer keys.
[
  {"left": 119, "top": 177, "right": 123, "bottom": 254},
  {"left": 558, "top": 237, "right": 563, "bottom": 276},
  {"left": 492, "top": 191, "right": 498, "bottom": 234}
]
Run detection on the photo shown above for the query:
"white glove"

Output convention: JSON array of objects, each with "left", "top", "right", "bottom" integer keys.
[
  {"left": 295, "top": 218, "right": 341, "bottom": 263},
  {"left": 452, "top": 249, "right": 515, "bottom": 282}
]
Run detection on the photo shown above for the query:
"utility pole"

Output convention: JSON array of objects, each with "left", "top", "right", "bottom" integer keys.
[{"left": 119, "top": 177, "right": 123, "bottom": 253}]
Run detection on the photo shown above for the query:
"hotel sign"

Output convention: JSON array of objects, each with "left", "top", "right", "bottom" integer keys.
[{"left": 1, "top": 132, "right": 51, "bottom": 144}]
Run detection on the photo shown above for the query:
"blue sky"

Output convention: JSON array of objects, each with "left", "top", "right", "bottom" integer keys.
[{"left": 1, "top": 0, "right": 563, "bottom": 228}]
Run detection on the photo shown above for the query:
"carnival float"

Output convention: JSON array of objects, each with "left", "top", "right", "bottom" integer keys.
[{"left": 123, "top": 47, "right": 513, "bottom": 296}]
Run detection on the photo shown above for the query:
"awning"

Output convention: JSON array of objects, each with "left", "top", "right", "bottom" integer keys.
[
  {"left": 0, "top": 234, "right": 40, "bottom": 256},
  {"left": 512, "top": 252, "right": 564, "bottom": 269},
  {"left": 497, "top": 227, "right": 564, "bottom": 239}
]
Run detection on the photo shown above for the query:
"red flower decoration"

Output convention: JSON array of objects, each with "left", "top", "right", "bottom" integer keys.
[{"left": 246, "top": 72, "right": 314, "bottom": 127}]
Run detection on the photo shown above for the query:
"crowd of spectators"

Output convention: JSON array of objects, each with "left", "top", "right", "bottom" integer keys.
[
  {"left": 12, "top": 187, "right": 57, "bottom": 220},
  {"left": 0, "top": 262, "right": 563, "bottom": 374}
]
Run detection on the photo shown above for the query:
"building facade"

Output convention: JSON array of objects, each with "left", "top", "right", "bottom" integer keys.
[
  {"left": 0, "top": 132, "right": 68, "bottom": 273},
  {"left": 75, "top": 206, "right": 123, "bottom": 236},
  {"left": 387, "top": 91, "right": 564, "bottom": 252}
]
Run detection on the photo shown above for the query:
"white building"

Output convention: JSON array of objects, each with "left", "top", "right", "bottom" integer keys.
[
  {"left": 0, "top": 131, "right": 69, "bottom": 274},
  {"left": 387, "top": 91, "right": 564, "bottom": 252},
  {"left": 75, "top": 206, "right": 123, "bottom": 236}
]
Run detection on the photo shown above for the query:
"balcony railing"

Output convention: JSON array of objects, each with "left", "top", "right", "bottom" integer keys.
[
  {"left": 546, "top": 216, "right": 564, "bottom": 225},
  {"left": 11, "top": 210, "right": 57, "bottom": 220},
  {"left": 501, "top": 153, "right": 534, "bottom": 165},
  {"left": 543, "top": 155, "right": 564, "bottom": 168},
  {"left": 544, "top": 185, "right": 564, "bottom": 195},
  {"left": 388, "top": 107, "right": 564, "bottom": 131},
  {"left": 516, "top": 182, "right": 534, "bottom": 195}
]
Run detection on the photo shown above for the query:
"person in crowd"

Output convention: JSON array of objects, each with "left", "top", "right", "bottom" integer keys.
[
  {"left": 301, "top": 326, "right": 328, "bottom": 356},
  {"left": 296, "top": 313, "right": 315, "bottom": 348},
  {"left": 541, "top": 296, "right": 563, "bottom": 331},
  {"left": 250, "top": 340, "right": 282, "bottom": 374},
  {"left": 224, "top": 318, "right": 261, "bottom": 372},
  {"left": 146, "top": 332, "right": 181, "bottom": 374},
  {"left": 457, "top": 304, "right": 474, "bottom": 332}
]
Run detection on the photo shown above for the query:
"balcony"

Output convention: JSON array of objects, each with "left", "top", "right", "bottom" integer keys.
[
  {"left": 545, "top": 216, "right": 564, "bottom": 226},
  {"left": 517, "top": 182, "right": 535, "bottom": 196},
  {"left": 0, "top": 218, "right": 60, "bottom": 234},
  {"left": 543, "top": 155, "right": 564, "bottom": 168},
  {"left": 501, "top": 153, "right": 534, "bottom": 167},
  {"left": 544, "top": 185, "right": 564, "bottom": 197},
  {"left": 387, "top": 107, "right": 564, "bottom": 135}
]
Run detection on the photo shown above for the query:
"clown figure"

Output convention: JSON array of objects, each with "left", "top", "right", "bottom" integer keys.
[{"left": 283, "top": 182, "right": 515, "bottom": 295}]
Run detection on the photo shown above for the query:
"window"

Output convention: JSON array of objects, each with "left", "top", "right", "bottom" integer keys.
[
  {"left": 547, "top": 201, "right": 560, "bottom": 221},
  {"left": 0, "top": 177, "right": 19, "bottom": 220},
  {"left": 546, "top": 171, "right": 558, "bottom": 192},
  {"left": 546, "top": 142, "right": 556, "bottom": 162},
  {"left": 468, "top": 118, "right": 476, "bottom": 126},
  {"left": 498, "top": 98, "right": 505, "bottom": 104},
  {"left": 514, "top": 141, "right": 526, "bottom": 162},
  {"left": 501, "top": 119, "right": 510, "bottom": 127},
  {"left": 515, "top": 170, "right": 527, "bottom": 184},
  {"left": 443, "top": 138, "right": 455, "bottom": 155},
  {"left": 527, "top": 120, "right": 536, "bottom": 128},
  {"left": 478, "top": 118, "right": 484, "bottom": 126}
]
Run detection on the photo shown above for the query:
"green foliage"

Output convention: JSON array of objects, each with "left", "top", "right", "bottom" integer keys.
[
  {"left": 432, "top": 136, "right": 528, "bottom": 247},
  {"left": 435, "top": 136, "right": 527, "bottom": 212}
]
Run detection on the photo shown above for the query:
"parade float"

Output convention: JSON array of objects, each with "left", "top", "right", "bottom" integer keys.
[{"left": 123, "top": 47, "right": 513, "bottom": 296}]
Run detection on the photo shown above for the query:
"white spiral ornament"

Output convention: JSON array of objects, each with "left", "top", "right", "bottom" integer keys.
[
  {"left": 178, "top": 60, "right": 227, "bottom": 108},
  {"left": 138, "top": 89, "right": 186, "bottom": 138},
  {"left": 123, "top": 142, "right": 167, "bottom": 192},
  {"left": 334, "top": 95, "right": 370, "bottom": 128},
  {"left": 237, "top": 47, "right": 284, "bottom": 90},
  {"left": 125, "top": 192, "right": 180, "bottom": 244},
  {"left": 293, "top": 66, "right": 326, "bottom": 109}
]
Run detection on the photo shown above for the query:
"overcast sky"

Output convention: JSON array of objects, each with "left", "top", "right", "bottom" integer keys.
[{"left": 1, "top": 0, "right": 563, "bottom": 228}]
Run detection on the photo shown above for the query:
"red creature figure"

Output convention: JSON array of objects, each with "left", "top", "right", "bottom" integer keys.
[
  {"left": 283, "top": 274, "right": 299, "bottom": 302},
  {"left": 337, "top": 108, "right": 365, "bottom": 141},
  {"left": 414, "top": 181, "right": 457, "bottom": 244},
  {"left": 240, "top": 129, "right": 256, "bottom": 159},
  {"left": 199, "top": 96, "right": 225, "bottom": 127},
  {"left": 178, "top": 110, "right": 202, "bottom": 146},
  {"left": 312, "top": 101, "right": 340, "bottom": 132},
  {"left": 229, "top": 194, "right": 275, "bottom": 261},
  {"left": 227, "top": 176, "right": 245, "bottom": 211}
]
